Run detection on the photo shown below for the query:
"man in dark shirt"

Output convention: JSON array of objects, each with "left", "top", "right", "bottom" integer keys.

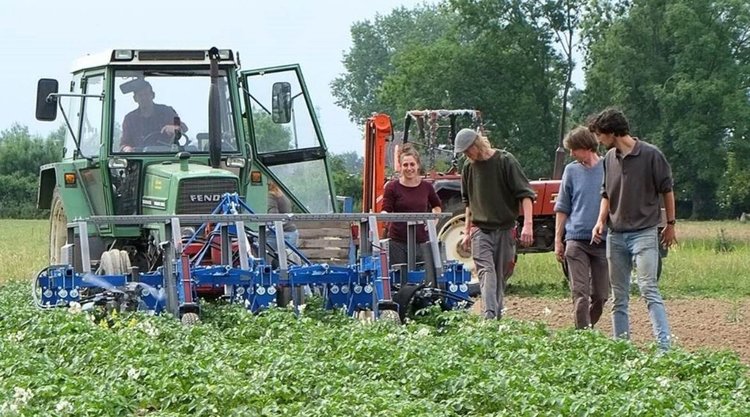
[
  {"left": 119, "top": 79, "right": 186, "bottom": 152},
  {"left": 456, "top": 128, "right": 536, "bottom": 319},
  {"left": 590, "top": 108, "right": 677, "bottom": 350}
]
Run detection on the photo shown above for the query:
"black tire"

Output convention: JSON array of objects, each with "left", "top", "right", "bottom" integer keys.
[{"left": 467, "top": 282, "right": 480, "bottom": 297}]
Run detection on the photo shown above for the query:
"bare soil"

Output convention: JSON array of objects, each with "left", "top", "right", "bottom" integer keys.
[{"left": 476, "top": 296, "right": 750, "bottom": 363}]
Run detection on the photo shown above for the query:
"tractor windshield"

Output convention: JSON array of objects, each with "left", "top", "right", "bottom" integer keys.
[{"left": 112, "top": 70, "right": 239, "bottom": 154}]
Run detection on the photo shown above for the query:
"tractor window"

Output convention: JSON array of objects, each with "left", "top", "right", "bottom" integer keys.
[
  {"left": 267, "top": 159, "right": 333, "bottom": 213},
  {"left": 80, "top": 74, "right": 105, "bottom": 157},
  {"left": 244, "top": 70, "right": 322, "bottom": 153},
  {"left": 241, "top": 65, "right": 337, "bottom": 213},
  {"left": 63, "top": 74, "right": 83, "bottom": 160},
  {"left": 112, "top": 70, "right": 239, "bottom": 154}
]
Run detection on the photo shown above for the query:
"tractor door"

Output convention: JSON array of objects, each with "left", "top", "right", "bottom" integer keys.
[{"left": 240, "top": 65, "right": 336, "bottom": 213}]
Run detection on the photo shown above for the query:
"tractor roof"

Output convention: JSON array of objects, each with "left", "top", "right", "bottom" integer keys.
[{"left": 70, "top": 49, "right": 236, "bottom": 73}]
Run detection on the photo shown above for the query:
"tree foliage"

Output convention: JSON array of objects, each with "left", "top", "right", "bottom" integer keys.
[
  {"left": 330, "top": 152, "right": 363, "bottom": 212},
  {"left": 0, "top": 124, "right": 64, "bottom": 218},
  {"left": 332, "top": 0, "right": 573, "bottom": 180},
  {"left": 0, "top": 124, "right": 63, "bottom": 177},
  {"left": 249, "top": 110, "right": 293, "bottom": 153},
  {"left": 578, "top": 0, "right": 750, "bottom": 218}
]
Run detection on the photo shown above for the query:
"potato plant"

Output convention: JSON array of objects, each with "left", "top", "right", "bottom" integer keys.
[{"left": 1, "top": 279, "right": 749, "bottom": 416}]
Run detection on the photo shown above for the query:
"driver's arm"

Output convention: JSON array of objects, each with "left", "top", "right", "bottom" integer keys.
[{"left": 160, "top": 107, "right": 188, "bottom": 135}]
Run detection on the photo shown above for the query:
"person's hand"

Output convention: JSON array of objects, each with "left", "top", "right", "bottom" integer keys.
[
  {"left": 591, "top": 222, "right": 604, "bottom": 244},
  {"left": 660, "top": 224, "right": 677, "bottom": 248},
  {"left": 461, "top": 227, "right": 473, "bottom": 251},
  {"left": 120, "top": 145, "right": 134, "bottom": 152},
  {"left": 519, "top": 222, "right": 533, "bottom": 247},
  {"left": 554, "top": 239, "right": 564, "bottom": 263},
  {"left": 461, "top": 226, "right": 476, "bottom": 250},
  {"left": 161, "top": 124, "right": 179, "bottom": 135}
]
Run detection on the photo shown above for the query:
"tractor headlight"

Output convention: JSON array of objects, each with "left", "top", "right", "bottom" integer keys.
[
  {"left": 112, "top": 50, "right": 134, "bottom": 61},
  {"left": 108, "top": 158, "right": 128, "bottom": 169},
  {"left": 226, "top": 157, "right": 245, "bottom": 168}
]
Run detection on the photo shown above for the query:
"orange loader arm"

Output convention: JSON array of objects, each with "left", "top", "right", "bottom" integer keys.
[{"left": 362, "top": 113, "right": 393, "bottom": 214}]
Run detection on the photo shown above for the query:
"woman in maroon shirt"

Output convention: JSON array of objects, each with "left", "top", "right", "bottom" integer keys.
[{"left": 382, "top": 144, "right": 442, "bottom": 266}]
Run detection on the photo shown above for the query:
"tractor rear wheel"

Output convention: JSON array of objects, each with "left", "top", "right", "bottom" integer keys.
[
  {"left": 49, "top": 188, "right": 67, "bottom": 264},
  {"left": 438, "top": 214, "right": 480, "bottom": 296}
]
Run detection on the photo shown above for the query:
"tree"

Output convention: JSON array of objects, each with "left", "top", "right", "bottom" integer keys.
[
  {"left": 0, "top": 124, "right": 63, "bottom": 177},
  {"left": 330, "top": 153, "right": 363, "bottom": 212},
  {"left": 542, "top": 0, "right": 588, "bottom": 179},
  {"left": 333, "top": 0, "right": 570, "bottom": 179},
  {"left": 334, "top": 151, "right": 364, "bottom": 174},
  {"left": 579, "top": 0, "right": 750, "bottom": 218},
  {"left": 331, "top": 5, "right": 454, "bottom": 124},
  {"left": 249, "top": 110, "right": 293, "bottom": 153},
  {"left": 0, "top": 124, "right": 63, "bottom": 218}
]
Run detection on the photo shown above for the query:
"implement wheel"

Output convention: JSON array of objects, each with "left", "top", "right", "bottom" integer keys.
[{"left": 181, "top": 312, "right": 200, "bottom": 326}]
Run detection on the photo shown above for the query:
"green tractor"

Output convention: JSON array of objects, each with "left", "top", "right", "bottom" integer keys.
[{"left": 35, "top": 47, "right": 337, "bottom": 274}]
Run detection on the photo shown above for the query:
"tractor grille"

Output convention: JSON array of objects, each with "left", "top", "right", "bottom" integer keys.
[{"left": 176, "top": 177, "right": 239, "bottom": 214}]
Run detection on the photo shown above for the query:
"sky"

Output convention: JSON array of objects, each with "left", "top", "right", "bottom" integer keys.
[{"left": 0, "top": 0, "right": 438, "bottom": 155}]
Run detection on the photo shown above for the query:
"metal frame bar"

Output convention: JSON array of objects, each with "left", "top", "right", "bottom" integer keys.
[{"left": 80, "top": 212, "right": 450, "bottom": 225}]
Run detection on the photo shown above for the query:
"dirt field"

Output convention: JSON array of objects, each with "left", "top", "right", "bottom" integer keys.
[{"left": 480, "top": 296, "right": 750, "bottom": 363}]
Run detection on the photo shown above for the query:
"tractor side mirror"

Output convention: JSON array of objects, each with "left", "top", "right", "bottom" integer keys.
[
  {"left": 271, "top": 81, "right": 292, "bottom": 124},
  {"left": 36, "top": 78, "right": 59, "bottom": 121}
]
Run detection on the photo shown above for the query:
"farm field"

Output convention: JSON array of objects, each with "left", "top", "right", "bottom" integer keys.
[{"left": 1, "top": 219, "right": 749, "bottom": 415}]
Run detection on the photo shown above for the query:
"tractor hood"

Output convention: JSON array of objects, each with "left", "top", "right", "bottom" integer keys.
[{"left": 141, "top": 162, "right": 239, "bottom": 215}]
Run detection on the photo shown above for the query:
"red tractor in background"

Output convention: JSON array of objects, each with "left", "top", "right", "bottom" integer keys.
[{"left": 362, "top": 110, "right": 560, "bottom": 279}]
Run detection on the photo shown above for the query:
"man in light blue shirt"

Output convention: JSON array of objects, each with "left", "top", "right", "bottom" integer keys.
[{"left": 554, "top": 126, "right": 609, "bottom": 329}]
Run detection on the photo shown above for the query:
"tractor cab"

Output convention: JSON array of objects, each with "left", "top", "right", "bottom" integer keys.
[{"left": 35, "top": 48, "right": 336, "bottom": 270}]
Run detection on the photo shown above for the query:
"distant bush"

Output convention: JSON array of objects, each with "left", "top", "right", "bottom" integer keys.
[
  {"left": 0, "top": 173, "right": 48, "bottom": 219},
  {"left": 0, "top": 124, "right": 63, "bottom": 219}
]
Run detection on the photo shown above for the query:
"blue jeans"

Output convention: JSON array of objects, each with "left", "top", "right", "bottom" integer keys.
[{"left": 607, "top": 227, "right": 671, "bottom": 350}]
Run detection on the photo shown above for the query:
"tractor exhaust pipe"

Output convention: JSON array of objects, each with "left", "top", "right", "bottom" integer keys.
[{"left": 208, "top": 47, "right": 221, "bottom": 169}]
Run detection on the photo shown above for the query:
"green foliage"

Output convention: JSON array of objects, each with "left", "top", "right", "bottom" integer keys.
[
  {"left": 0, "top": 124, "right": 63, "bottom": 218},
  {"left": 332, "top": 0, "right": 572, "bottom": 179},
  {"left": 713, "top": 228, "right": 735, "bottom": 253},
  {"left": 578, "top": 0, "right": 750, "bottom": 219},
  {"left": 0, "top": 173, "right": 41, "bottom": 219},
  {"left": 509, "top": 221, "right": 750, "bottom": 298},
  {"left": 330, "top": 152, "right": 363, "bottom": 211},
  {"left": 718, "top": 150, "right": 750, "bottom": 217},
  {"left": 250, "top": 109, "right": 293, "bottom": 153},
  {"left": 0, "top": 124, "right": 63, "bottom": 177},
  {"left": 331, "top": 5, "right": 454, "bottom": 124},
  {"left": 1, "top": 280, "right": 749, "bottom": 415}
]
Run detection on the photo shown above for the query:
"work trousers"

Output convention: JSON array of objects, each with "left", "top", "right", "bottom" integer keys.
[
  {"left": 565, "top": 240, "right": 609, "bottom": 329},
  {"left": 471, "top": 227, "right": 515, "bottom": 319}
]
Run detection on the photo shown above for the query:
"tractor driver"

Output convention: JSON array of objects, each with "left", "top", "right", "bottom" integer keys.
[{"left": 119, "top": 79, "right": 188, "bottom": 152}]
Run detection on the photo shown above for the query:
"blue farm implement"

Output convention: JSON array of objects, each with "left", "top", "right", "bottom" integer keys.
[{"left": 34, "top": 194, "right": 473, "bottom": 324}]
